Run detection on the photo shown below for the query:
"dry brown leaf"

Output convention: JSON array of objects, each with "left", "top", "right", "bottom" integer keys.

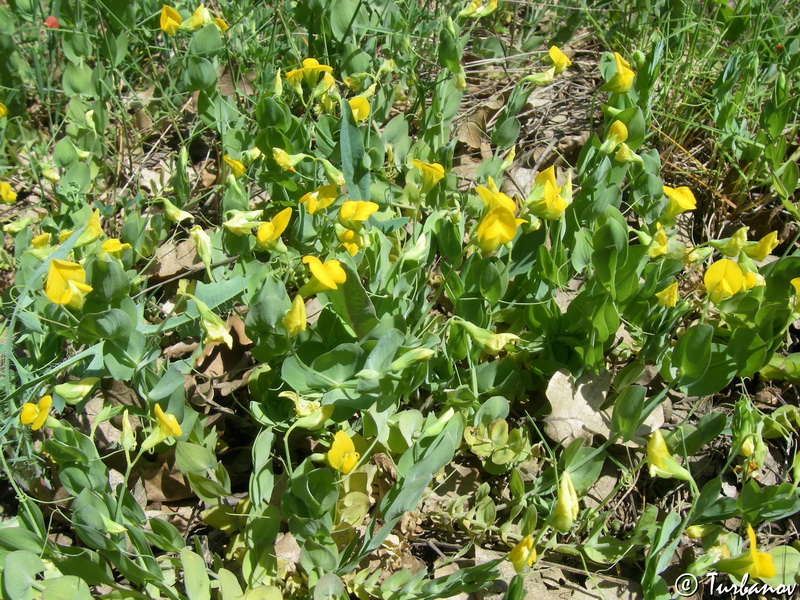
[{"left": 148, "top": 239, "right": 202, "bottom": 280}]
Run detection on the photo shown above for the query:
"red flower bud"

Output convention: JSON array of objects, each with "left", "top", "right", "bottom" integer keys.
[{"left": 44, "top": 16, "right": 59, "bottom": 29}]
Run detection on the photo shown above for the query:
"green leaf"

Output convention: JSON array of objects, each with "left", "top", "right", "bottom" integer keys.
[
  {"left": 610, "top": 385, "right": 647, "bottom": 442},
  {"left": 326, "top": 264, "right": 379, "bottom": 339},
  {"left": 673, "top": 324, "right": 713, "bottom": 387},
  {"left": 77, "top": 308, "right": 133, "bottom": 342},
  {"left": 491, "top": 117, "right": 521, "bottom": 149},
  {"left": 175, "top": 442, "right": 217, "bottom": 474},
  {"left": 3, "top": 551, "right": 45, "bottom": 600},
  {"left": 339, "top": 99, "right": 370, "bottom": 201},
  {"left": 41, "top": 576, "right": 92, "bottom": 600},
  {"left": 189, "top": 24, "right": 223, "bottom": 56},
  {"left": 63, "top": 63, "right": 95, "bottom": 97},
  {"left": 185, "top": 56, "right": 217, "bottom": 91},
  {"left": 329, "top": 0, "right": 360, "bottom": 41},
  {"left": 180, "top": 548, "right": 211, "bottom": 600}
]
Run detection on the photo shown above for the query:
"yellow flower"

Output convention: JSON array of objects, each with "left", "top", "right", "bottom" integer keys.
[
  {"left": 744, "top": 231, "right": 779, "bottom": 261},
  {"left": 791, "top": 277, "right": 800, "bottom": 299},
  {"left": 299, "top": 256, "right": 347, "bottom": 296},
  {"left": 256, "top": 207, "right": 292, "bottom": 250},
  {"left": 508, "top": 535, "right": 537, "bottom": 573},
  {"left": 549, "top": 46, "right": 572, "bottom": 74},
  {"left": 552, "top": 472, "right": 579, "bottom": 532},
  {"left": 31, "top": 233, "right": 50, "bottom": 248},
  {"left": 285, "top": 58, "right": 334, "bottom": 92},
  {"left": 655, "top": 281, "right": 679, "bottom": 307},
  {"left": 45, "top": 260, "right": 93, "bottom": 309},
  {"left": 600, "top": 120, "right": 628, "bottom": 153},
  {"left": 476, "top": 177, "right": 516, "bottom": 213},
  {"left": 155, "top": 404, "right": 182, "bottom": 437},
  {"left": 185, "top": 4, "right": 212, "bottom": 30},
  {"left": 60, "top": 209, "right": 104, "bottom": 246},
  {"left": 160, "top": 5, "right": 182, "bottom": 36},
  {"left": 223, "top": 210, "right": 263, "bottom": 235},
  {"left": 526, "top": 166, "right": 570, "bottom": 219},
  {"left": 223, "top": 155, "right": 246, "bottom": 178},
  {"left": 742, "top": 272, "right": 765, "bottom": 291},
  {"left": 0, "top": 102, "right": 7, "bottom": 118},
  {"left": 101, "top": 238, "right": 132, "bottom": 256},
  {"left": 328, "top": 430, "right": 360, "bottom": 474},
  {"left": 647, "top": 223, "right": 669, "bottom": 258},
  {"left": 662, "top": 185, "right": 696, "bottom": 219},
  {"left": 338, "top": 200, "right": 378, "bottom": 231},
  {"left": 348, "top": 97, "right": 370, "bottom": 121},
  {"left": 0, "top": 181, "right": 17, "bottom": 204},
  {"left": 212, "top": 17, "right": 229, "bottom": 32},
  {"left": 646, "top": 430, "right": 693, "bottom": 482},
  {"left": 180, "top": 291, "right": 234, "bottom": 348},
  {"left": 603, "top": 51, "right": 635, "bottom": 93},
  {"left": 189, "top": 225, "right": 213, "bottom": 272},
  {"left": 614, "top": 143, "right": 643, "bottom": 164},
  {"left": 162, "top": 198, "right": 193, "bottom": 223},
  {"left": 272, "top": 147, "right": 307, "bottom": 172},
  {"left": 475, "top": 207, "right": 522, "bottom": 253},
  {"left": 20, "top": 395, "right": 52, "bottom": 431},
  {"left": 704, "top": 258, "right": 745, "bottom": 303},
  {"left": 458, "top": 0, "right": 498, "bottom": 18},
  {"left": 337, "top": 227, "right": 362, "bottom": 256},
  {"left": 460, "top": 320, "right": 520, "bottom": 355},
  {"left": 299, "top": 185, "right": 339, "bottom": 214},
  {"left": 284, "top": 296, "right": 307, "bottom": 338},
  {"left": 411, "top": 159, "right": 445, "bottom": 194},
  {"left": 713, "top": 525, "right": 776, "bottom": 580}
]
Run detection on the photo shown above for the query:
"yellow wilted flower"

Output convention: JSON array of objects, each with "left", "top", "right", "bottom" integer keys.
[
  {"left": 713, "top": 525, "right": 776, "bottom": 580},
  {"left": 328, "top": 430, "right": 360, "bottom": 474},
  {"left": 411, "top": 159, "right": 445, "bottom": 193},
  {"left": 338, "top": 200, "right": 378, "bottom": 231},
  {"left": 337, "top": 227, "right": 363, "bottom": 256},
  {"left": 508, "top": 535, "right": 537, "bottom": 573},
  {"left": 475, "top": 207, "right": 522, "bottom": 253},
  {"left": 101, "top": 238, "right": 132, "bottom": 256},
  {"left": 549, "top": 46, "right": 572, "bottom": 74},
  {"left": 284, "top": 296, "right": 307, "bottom": 338},
  {"left": 603, "top": 52, "right": 635, "bottom": 93},
  {"left": 348, "top": 97, "right": 370, "bottom": 121},
  {"left": 744, "top": 231, "right": 779, "bottom": 262},
  {"left": 160, "top": 5, "right": 182, "bottom": 36},
  {"left": 299, "top": 185, "right": 339, "bottom": 214},
  {"left": 704, "top": 258, "right": 745, "bottom": 303},
  {"left": 54, "top": 378, "right": 99, "bottom": 405},
  {"left": 552, "top": 472, "right": 579, "bottom": 532},
  {"left": 256, "top": 207, "right": 292, "bottom": 251},
  {"left": 223, "top": 155, "right": 246, "bottom": 178},
  {"left": 20, "top": 395, "right": 52, "bottom": 431},
  {"left": 662, "top": 185, "right": 697, "bottom": 219},
  {"left": 476, "top": 177, "right": 516, "bottom": 213},
  {"left": 189, "top": 225, "right": 213, "bottom": 274},
  {"left": 223, "top": 210, "right": 263, "bottom": 236},
  {"left": 655, "top": 281, "right": 679, "bottom": 308},
  {"left": 0, "top": 181, "right": 17, "bottom": 204},
  {"left": 162, "top": 197, "right": 193, "bottom": 223},
  {"left": 299, "top": 256, "right": 347, "bottom": 296},
  {"left": 45, "top": 260, "right": 93, "bottom": 309},
  {"left": 272, "top": 147, "right": 307, "bottom": 172}
]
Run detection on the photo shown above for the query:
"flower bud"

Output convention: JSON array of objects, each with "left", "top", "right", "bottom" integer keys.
[{"left": 551, "top": 472, "right": 579, "bottom": 532}]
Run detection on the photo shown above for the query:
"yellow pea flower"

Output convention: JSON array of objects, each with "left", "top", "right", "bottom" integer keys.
[
  {"left": 31, "top": 233, "right": 50, "bottom": 248},
  {"left": 525, "top": 166, "right": 570, "bottom": 219},
  {"left": 475, "top": 207, "right": 522, "bottom": 253},
  {"left": 299, "top": 256, "right": 347, "bottom": 296},
  {"left": 101, "top": 238, "right": 132, "bottom": 256},
  {"left": 655, "top": 281, "right": 679, "bottom": 308},
  {"left": 45, "top": 260, "right": 93, "bottom": 309},
  {"left": 223, "top": 155, "right": 246, "bottom": 178},
  {"left": 328, "top": 430, "right": 360, "bottom": 474},
  {"left": 60, "top": 210, "right": 104, "bottom": 246},
  {"left": 411, "top": 159, "right": 445, "bottom": 193},
  {"left": 647, "top": 223, "right": 669, "bottom": 258},
  {"left": 603, "top": 51, "right": 635, "bottom": 93},
  {"left": 742, "top": 271, "right": 765, "bottom": 291},
  {"left": 476, "top": 177, "right": 516, "bottom": 213},
  {"left": 662, "top": 185, "right": 697, "bottom": 219},
  {"left": 791, "top": 277, "right": 800, "bottom": 298},
  {"left": 614, "top": 142, "right": 643, "bottom": 164},
  {"left": 141, "top": 404, "right": 182, "bottom": 451},
  {"left": 337, "top": 227, "right": 362, "bottom": 256},
  {"left": 212, "top": 17, "right": 229, "bottom": 32},
  {"left": 0, "top": 102, "right": 7, "bottom": 118},
  {"left": 704, "top": 258, "right": 745, "bottom": 303},
  {"left": 255, "top": 207, "right": 292, "bottom": 251},
  {"left": 0, "top": 181, "right": 17, "bottom": 204},
  {"left": 599, "top": 120, "right": 628, "bottom": 154},
  {"left": 744, "top": 231, "right": 779, "bottom": 262},
  {"left": 160, "top": 5, "right": 182, "bottom": 36},
  {"left": 646, "top": 430, "right": 694, "bottom": 483},
  {"left": 551, "top": 472, "right": 579, "bottom": 532},
  {"left": 348, "top": 97, "right": 370, "bottom": 122},
  {"left": 285, "top": 58, "right": 334, "bottom": 93},
  {"left": 338, "top": 200, "right": 378, "bottom": 231},
  {"left": 185, "top": 4, "right": 212, "bottom": 30},
  {"left": 549, "top": 46, "right": 572, "bottom": 74},
  {"left": 713, "top": 525, "right": 776, "bottom": 580},
  {"left": 20, "top": 395, "right": 52, "bottom": 431},
  {"left": 299, "top": 184, "right": 339, "bottom": 214},
  {"left": 458, "top": 0, "right": 498, "bottom": 18},
  {"left": 272, "top": 147, "right": 307, "bottom": 172},
  {"left": 508, "top": 535, "right": 537, "bottom": 573},
  {"left": 179, "top": 291, "right": 233, "bottom": 348},
  {"left": 284, "top": 296, "right": 307, "bottom": 338}
]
